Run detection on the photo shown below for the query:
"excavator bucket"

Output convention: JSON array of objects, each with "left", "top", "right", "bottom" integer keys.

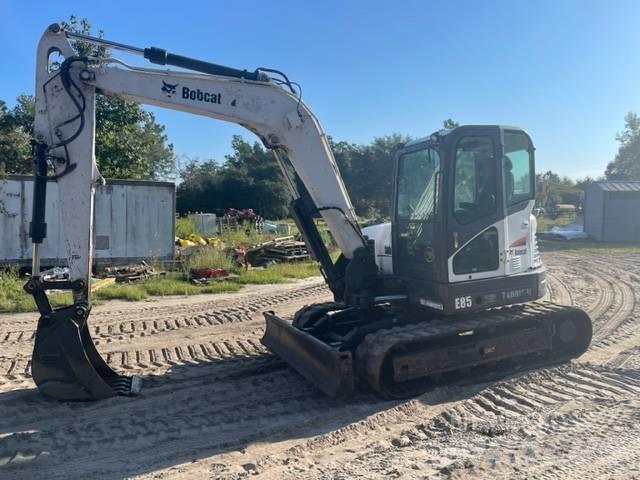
[
  {"left": 31, "top": 304, "right": 141, "bottom": 401},
  {"left": 262, "top": 312, "right": 355, "bottom": 397}
]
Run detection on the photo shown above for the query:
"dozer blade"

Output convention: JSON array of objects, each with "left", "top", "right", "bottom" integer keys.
[
  {"left": 262, "top": 312, "right": 355, "bottom": 397},
  {"left": 31, "top": 304, "right": 141, "bottom": 401}
]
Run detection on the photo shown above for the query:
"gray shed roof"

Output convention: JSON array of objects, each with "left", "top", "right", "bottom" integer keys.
[{"left": 590, "top": 181, "right": 640, "bottom": 192}]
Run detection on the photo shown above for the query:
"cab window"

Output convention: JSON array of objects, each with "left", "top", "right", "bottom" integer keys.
[
  {"left": 453, "top": 227, "right": 499, "bottom": 274},
  {"left": 453, "top": 136, "right": 497, "bottom": 224},
  {"left": 396, "top": 146, "right": 440, "bottom": 221},
  {"left": 504, "top": 131, "right": 534, "bottom": 206}
]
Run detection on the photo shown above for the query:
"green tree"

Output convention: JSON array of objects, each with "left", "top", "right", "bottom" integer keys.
[
  {"left": 575, "top": 176, "right": 596, "bottom": 191},
  {"left": 332, "top": 134, "right": 409, "bottom": 219},
  {"left": 11, "top": 94, "right": 35, "bottom": 137},
  {"left": 536, "top": 171, "right": 561, "bottom": 208},
  {"left": 177, "top": 133, "right": 409, "bottom": 220},
  {"left": 220, "top": 136, "right": 291, "bottom": 218},
  {"left": 443, "top": 118, "right": 460, "bottom": 129},
  {"left": 176, "top": 136, "right": 291, "bottom": 218},
  {"left": 605, "top": 112, "right": 640, "bottom": 180},
  {"left": 176, "top": 158, "right": 223, "bottom": 214},
  {"left": 1, "top": 16, "right": 176, "bottom": 179},
  {"left": 0, "top": 99, "right": 31, "bottom": 175}
]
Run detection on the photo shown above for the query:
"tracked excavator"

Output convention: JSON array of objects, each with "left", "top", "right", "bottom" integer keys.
[{"left": 25, "top": 24, "right": 592, "bottom": 401}]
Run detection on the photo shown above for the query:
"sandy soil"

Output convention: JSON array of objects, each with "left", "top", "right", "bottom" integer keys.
[{"left": 0, "top": 252, "right": 639, "bottom": 479}]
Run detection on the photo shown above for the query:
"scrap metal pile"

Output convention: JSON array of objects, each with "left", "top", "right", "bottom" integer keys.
[
  {"left": 104, "top": 261, "right": 163, "bottom": 283},
  {"left": 246, "top": 236, "right": 309, "bottom": 265}
]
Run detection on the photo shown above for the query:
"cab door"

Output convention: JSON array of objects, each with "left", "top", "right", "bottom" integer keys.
[
  {"left": 392, "top": 142, "right": 442, "bottom": 283},
  {"left": 445, "top": 127, "right": 506, "bottom": 283}
]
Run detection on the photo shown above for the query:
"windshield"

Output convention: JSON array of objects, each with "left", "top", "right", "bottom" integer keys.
[{"left": 396, "top": 145, "right": 441, "bottom": 221}]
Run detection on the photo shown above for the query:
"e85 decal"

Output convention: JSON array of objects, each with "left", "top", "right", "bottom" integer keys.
[{"left": 455, "top": 295, "right": 473, "bottom": 310}]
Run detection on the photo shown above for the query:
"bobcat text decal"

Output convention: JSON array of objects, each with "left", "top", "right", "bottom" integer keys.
[{"left": 182, "top": 86, "right": 221, "bottom": 104}]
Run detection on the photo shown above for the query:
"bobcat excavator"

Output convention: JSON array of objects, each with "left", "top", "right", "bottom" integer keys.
[{"left": 25, "top": 24, "right": 592, "bottom": 401}]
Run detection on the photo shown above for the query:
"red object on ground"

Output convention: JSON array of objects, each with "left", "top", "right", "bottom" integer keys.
[{"left": 190, "top": 268, "right": 229, "bottom": 279}]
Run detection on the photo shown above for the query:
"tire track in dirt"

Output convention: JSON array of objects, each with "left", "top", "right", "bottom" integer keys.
[
  {"left": 0, "top": 282, "right": 329, "bottom": 346},
  {"left": 544, "top": 272, "right": 573, "bottom": 305},
  {"left": 0, "top": 357, "right": 391, "bottom": 479},
  {"left": 545, "top": 253, "right": 639, "bottom": 367},
  {"left": 0, "top": 252, "right": 639, "bottom": 480},
  {"left": 234, "top": 363, "right": 640, "bottom": 480},
  {"left": 0, "top": 281, "right": 331, "bottom": 379}
]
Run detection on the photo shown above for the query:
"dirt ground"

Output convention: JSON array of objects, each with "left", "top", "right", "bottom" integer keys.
[{"left": 1, "top": 251, "right": 639, "bottom": 479}]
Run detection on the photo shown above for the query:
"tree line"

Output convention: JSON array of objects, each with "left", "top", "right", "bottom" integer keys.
[{"left": 175, "top": 133, "right": 411, "bottom": 219}]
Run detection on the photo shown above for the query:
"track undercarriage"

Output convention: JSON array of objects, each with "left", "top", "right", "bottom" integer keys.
[{"left": 262, "top": 301, "right": 593, "bottom": 399}]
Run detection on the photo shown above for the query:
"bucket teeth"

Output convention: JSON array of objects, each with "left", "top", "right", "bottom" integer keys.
[{"left": 31, "top": 304, "right": 141, "bottom": 401}]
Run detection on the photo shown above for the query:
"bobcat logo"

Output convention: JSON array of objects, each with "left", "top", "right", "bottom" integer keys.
[{"left": 162, "top": 81, "right": 178, "bottom": 97}]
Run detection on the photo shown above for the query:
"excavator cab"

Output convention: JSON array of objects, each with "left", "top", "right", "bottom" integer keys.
[{"left": 392, "top": 125, "right": 546, "bottom": 315}]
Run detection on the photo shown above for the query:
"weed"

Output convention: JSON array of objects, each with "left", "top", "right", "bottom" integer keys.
[
  {"left": 0, "top": 268, "right": 73, "bottom": 313},
  {"left": 175, "top": 216, "right": 198, "bottom": 238},
  {"left": 93, "top": 284, "right": 148, "bottom": 301}
]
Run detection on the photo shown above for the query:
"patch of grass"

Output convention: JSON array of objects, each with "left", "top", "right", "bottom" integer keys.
[
  {"left": 232, "top": 260, "right": 321, "bottom": 285},
  {"left": 142, "top": 275, "right": 199, "bottom": 296},
  {"left": 175, "top": 216, "right": 198, "bottom": 238},
  {"left": 0, "top": 269, "right": 73, "bottom": 313},
  {"left": 268, "top": 261, "right": 322, "bottom": 278},
  {"left": 93, "top": 283, "right": 148, "bottom": 301},
  {"left": 95, "top": 273, "right": 244, "bottom": 300},
  {"left": 216, "top": 226, "right": 265, "bottom": 247},
  {"left": 183, "top": 247, "right": 234, "bottom": 272},
  {"left": 538, "top": 238, "right": 640, "bottom": 254},
  {"left": 200, "top": 282, "right": 242, "bottom": 294},
  {"left": 233, "top": 269, "right": 289, "bottom": 285}
]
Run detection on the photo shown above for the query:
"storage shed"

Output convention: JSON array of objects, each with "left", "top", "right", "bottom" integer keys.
[
  {"left": 584, "top": 181, "right": 640, "bottom": 242},
  {"left": 0, "top": 175, "right": 175, "bottom": 267}
]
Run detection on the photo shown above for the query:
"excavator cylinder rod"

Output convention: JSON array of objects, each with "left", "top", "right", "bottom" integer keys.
[
  {"left": 31, "top": 304, "right": 141, "bottom": 401},
  {"left": 262, "top": 302, "right": 592, "bottom": 400}
]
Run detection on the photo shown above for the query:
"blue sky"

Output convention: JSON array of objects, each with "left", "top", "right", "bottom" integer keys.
[{"left": 2, "top": 0, "right": 639, "bottom": 179}]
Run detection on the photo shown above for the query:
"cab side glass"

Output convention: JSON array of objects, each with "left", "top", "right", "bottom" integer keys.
[
  {"left": 504, "top": 131, "right": 534, "bottom": 206},
  {"left": 453, "top": 227, "right": 500, "bottom": 274},
  {"left": 453, "top": 136, "right": 497, "bottom": 224},
  {"left": 396, "top": 147, "right": 441, "bottom": 221}
]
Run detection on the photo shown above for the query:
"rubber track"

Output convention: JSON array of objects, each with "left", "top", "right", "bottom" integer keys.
[{"left": 355, "top": 301, "right": 586, "bottom": 397}]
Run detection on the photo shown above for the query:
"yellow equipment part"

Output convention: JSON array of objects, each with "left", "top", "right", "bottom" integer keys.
[
  {"left": 177, "top": 238, "right": 197, "bottom": 247},
  {"left": 188, "top": 234, "right": 207, "bottom": 246}
]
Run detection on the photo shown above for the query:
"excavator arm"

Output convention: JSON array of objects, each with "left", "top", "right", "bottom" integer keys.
[{"left": 25, "top": 24, "right": 372, "bottom": 400}]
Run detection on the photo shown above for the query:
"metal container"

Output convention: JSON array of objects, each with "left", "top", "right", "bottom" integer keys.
[
  {"left": 193, "top": 213, "right": 217, "bottom": 236},
  {"left": 584, "top": 181, "right": 640, "bottom": 242},
  {"left": 0, "top": 175, "right": 175, "bottom": 267}
]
